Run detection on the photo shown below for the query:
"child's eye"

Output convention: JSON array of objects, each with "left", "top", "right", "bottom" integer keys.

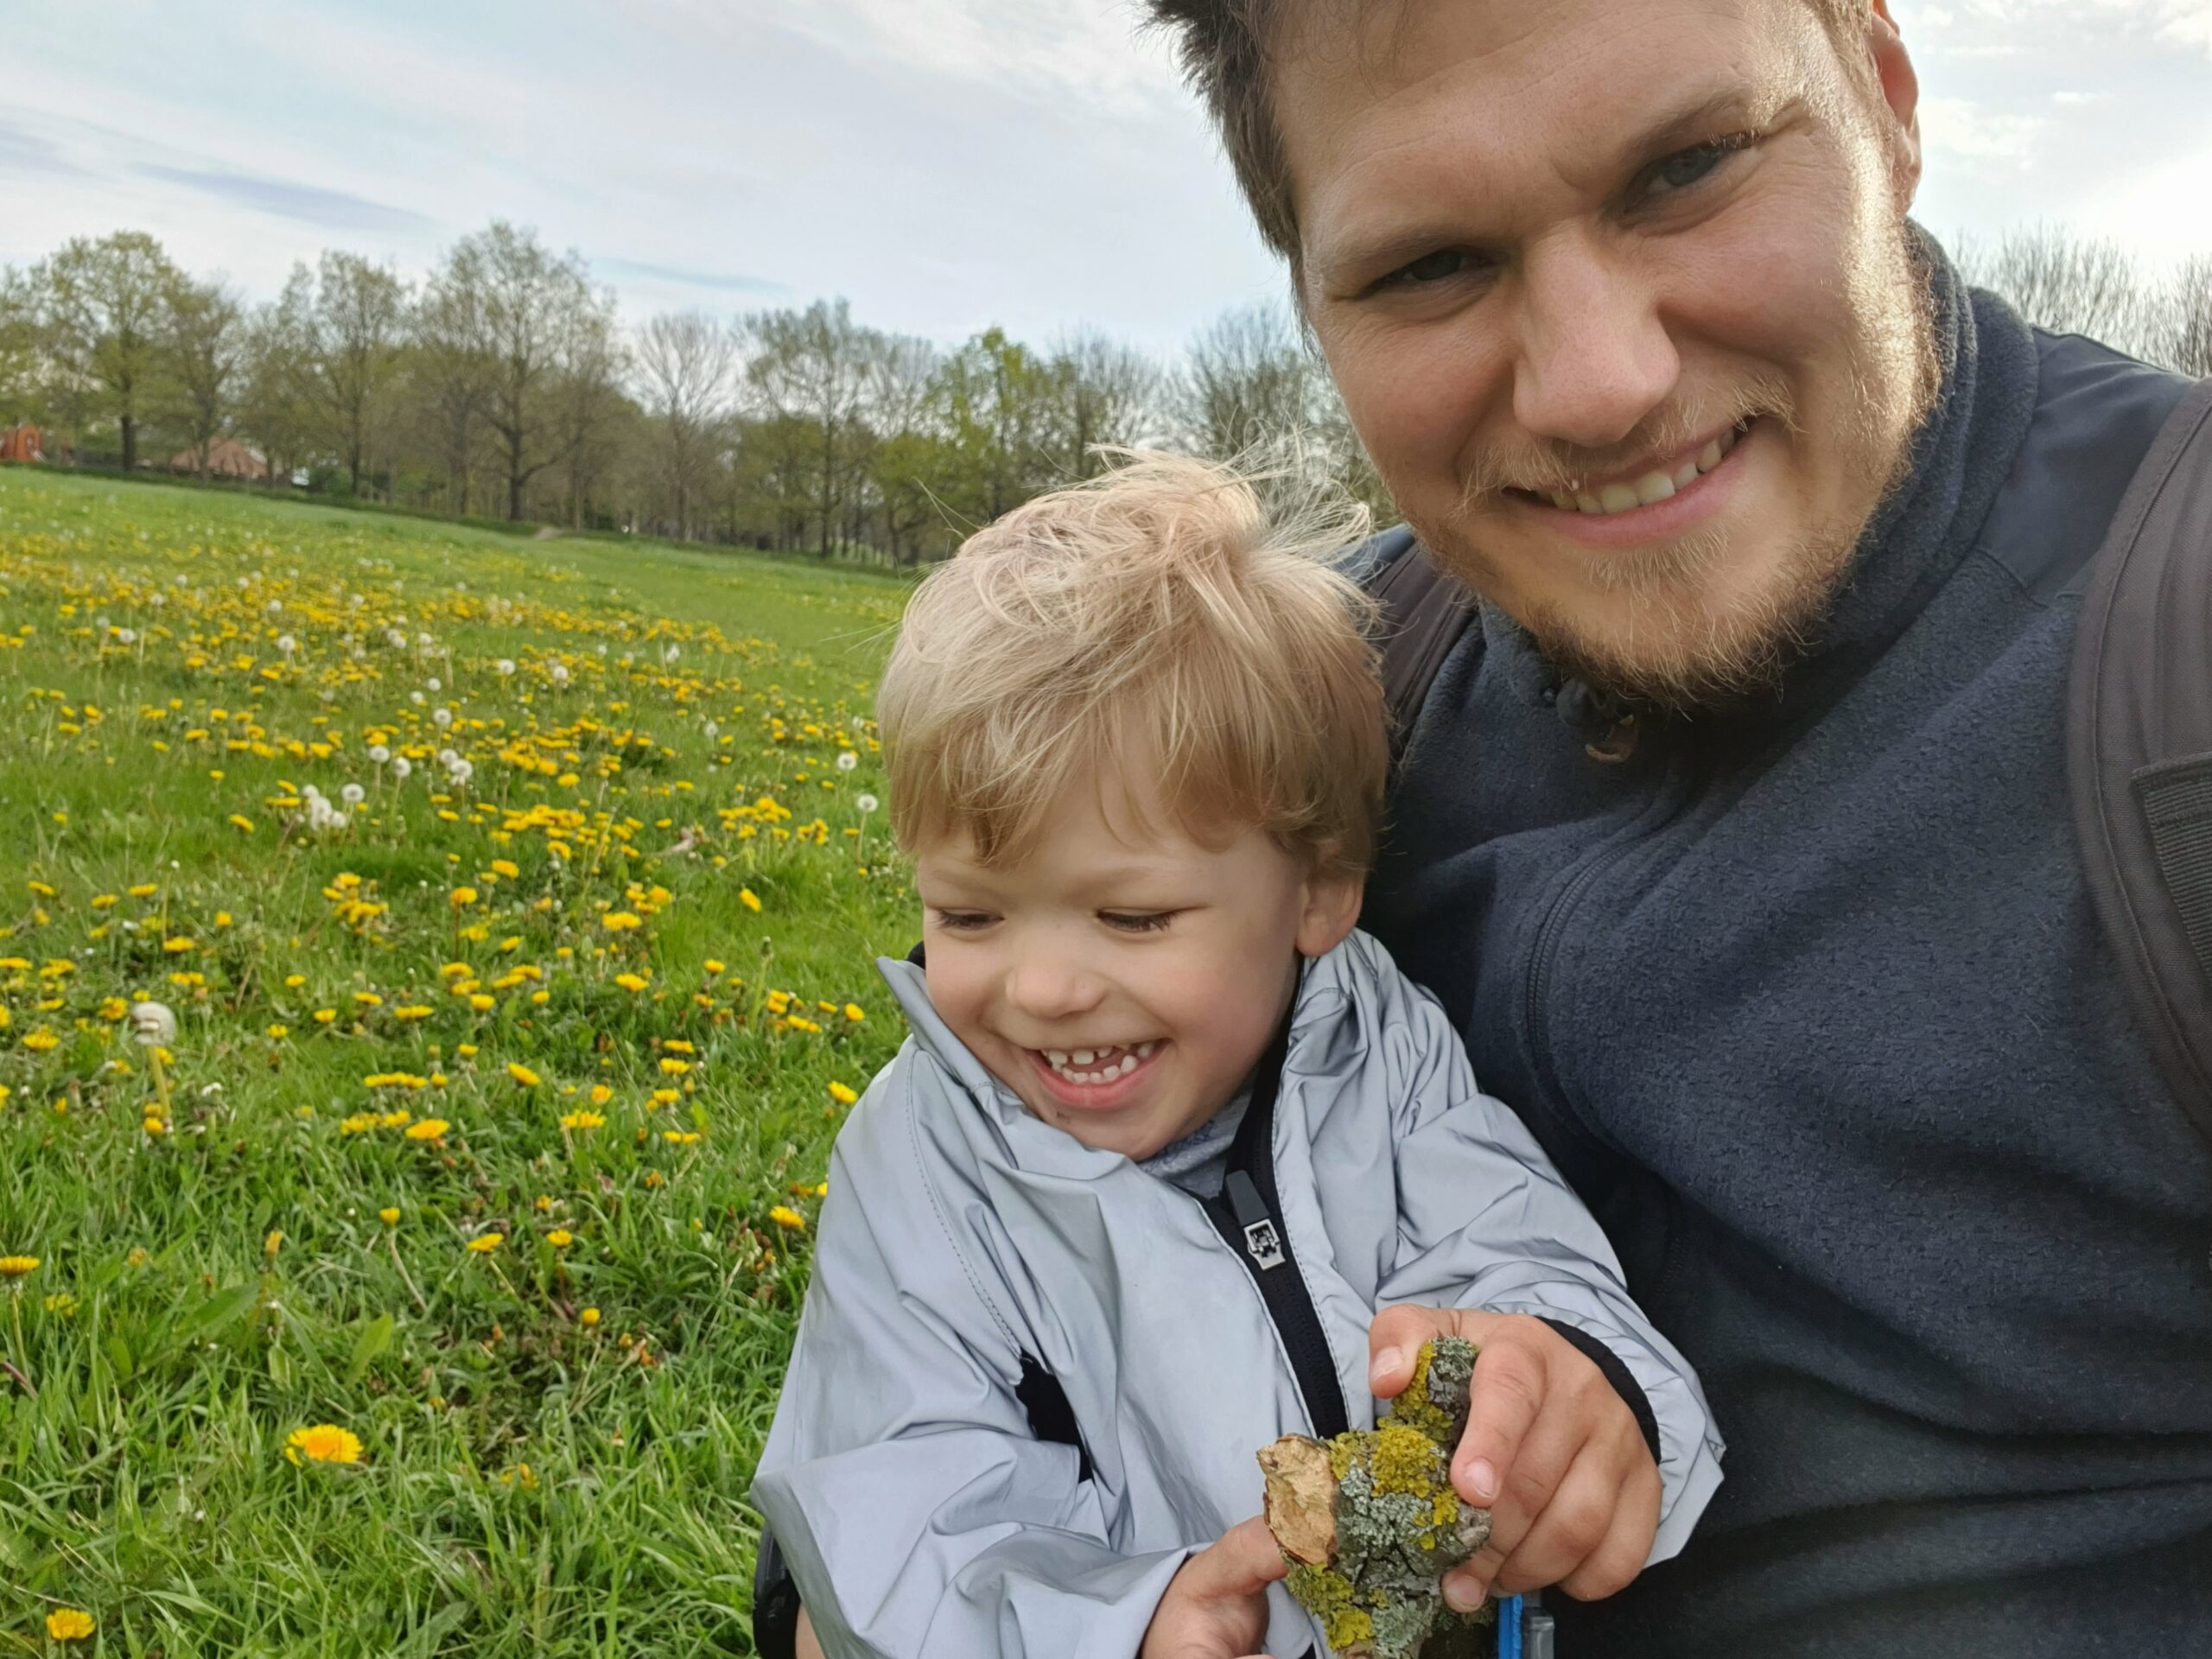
[
  {"left": 1100, "top": 911, "right": 1174, "bottom": 934},
  {"left": 930, "top": 909, "right": 996, "bottom": 932}
]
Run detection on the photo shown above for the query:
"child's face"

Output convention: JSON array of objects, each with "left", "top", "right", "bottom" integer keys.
[{"left": 914, "top": 768, "right": 1361, "bottom": 1162}]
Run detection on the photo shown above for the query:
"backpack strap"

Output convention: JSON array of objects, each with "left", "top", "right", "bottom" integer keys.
[
  {"left": 2068, "top": 375, "right": 2212, "bottom": 1152},
  {"left": 1361, "top": 524, "right": 1478, "bottom": 760}
]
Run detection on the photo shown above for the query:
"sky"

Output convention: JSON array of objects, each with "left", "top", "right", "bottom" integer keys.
[{"left": 1, "top": 0, "right": 2208, "bottom": 359}]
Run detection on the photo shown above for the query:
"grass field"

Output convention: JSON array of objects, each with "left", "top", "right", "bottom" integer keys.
[{"left": 0, "top": 467, "right": 918, "bottom": 1656}]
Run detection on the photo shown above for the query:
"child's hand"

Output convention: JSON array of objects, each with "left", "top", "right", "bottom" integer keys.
[
  {"left": 1369, "top": 1306, "right": 1661, "bottom": 1612},
  {"left": 1141, "top": 1516, "right": 1288, "bottom": 1659}
]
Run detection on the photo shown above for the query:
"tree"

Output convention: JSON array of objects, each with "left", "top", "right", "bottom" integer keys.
[
  {"left": 163, "top": 273, "right": 245, "bottom": 480},
  {"left": 413, "top": 243, "right": 494, "bottom": 515},
  {"left": 2164, "top": 256, "right": 2212, "bottom": 380},
  {"left": 1963, "top": 227, "right": 2153, "bottom": 358},
  {"left": 547, "top": 291, "right": 627, "bottom": 527},
  {"left": 306, "top": 251, "right": 409, "bottom": 496},
  {"left": 234, "top": 273, "right": 315, "bottom": 493},
  {"left": 37, "top": 230, "right": 182, "bottom": 469},
  {"left": 743, "top": 298, "right": 880, "bottom": 558},
  {"left": 0, "top": 264, "right": 40, "bottom": 424},
  {"left": 635, "top": 310, "right": 738, "bottom": 540},
  {"left": 1173, "top": 302, "right": 1323, "bottom": 461},
  {"left": 1046, "top": 329, "right": 1164, "bottom": 479},
  {"left": 448, "top": 222, "right": 610, "bottom": 521}
]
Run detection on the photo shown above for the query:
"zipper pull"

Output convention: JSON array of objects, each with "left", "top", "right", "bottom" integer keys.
[{"left": 1225, "top": 1170, "right": 1284, "bottom": 1270}]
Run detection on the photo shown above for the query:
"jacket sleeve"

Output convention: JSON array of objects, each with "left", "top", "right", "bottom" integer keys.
[
  {"left": 750, "top": 1116, "right": 1193, "bottom": 1659},
  {"left": 1371, "top": 978, "right": 1726, "bottom": 1565}
]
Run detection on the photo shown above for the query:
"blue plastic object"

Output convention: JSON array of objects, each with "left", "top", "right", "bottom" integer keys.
[{"left": 1497, "top": 1594, "right": 1525, "bottom": 1659}]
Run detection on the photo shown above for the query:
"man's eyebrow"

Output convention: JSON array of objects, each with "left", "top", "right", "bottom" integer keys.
[{"left": 1307, "top": 77, "right": 1791, "bottom": 287}]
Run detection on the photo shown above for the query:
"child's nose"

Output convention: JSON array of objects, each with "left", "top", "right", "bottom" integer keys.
[{"left": 1002, "top": 952, "right": 1105, "bottom": 1021}]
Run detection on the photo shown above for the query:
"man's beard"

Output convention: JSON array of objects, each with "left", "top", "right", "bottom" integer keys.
[{"left": 1408, "top": 218, "right": 1939, "bottom": 717}]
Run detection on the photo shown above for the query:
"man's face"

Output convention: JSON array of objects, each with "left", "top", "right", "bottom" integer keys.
[
  {"left": 914, "top": 768, "right": 1358, "bottom": 1162},
  {"left": 1281, "top": 0, "right": 1933, "bottom": 708}
]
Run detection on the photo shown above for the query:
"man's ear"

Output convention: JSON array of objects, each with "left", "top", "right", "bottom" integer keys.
[
  {"left": 1865, "top": 0, "right": 1923, "bottom": 209},
  {"left": 1294, "top": 868, "right": 1364, "bottom": 959}
]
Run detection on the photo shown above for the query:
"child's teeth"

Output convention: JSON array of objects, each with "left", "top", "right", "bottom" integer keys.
[
  {"left": 1071, "top": 1049, "right": 1095, "bottom": 1066},
  {"left": 1045, "top": 1050, "right": 1069, "bottom": 1066},
  {"left": 1135, "top": 1041, "right": 1156, "bottom": 1058}
]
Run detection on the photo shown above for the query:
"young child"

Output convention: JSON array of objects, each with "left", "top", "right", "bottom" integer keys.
[{"left": 751, "top": 453, "right": 1722, "bottom": 1658}]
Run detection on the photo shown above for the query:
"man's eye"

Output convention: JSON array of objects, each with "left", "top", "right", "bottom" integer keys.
[
  {"left": 1100, "top": 912, "right": 1173, "bottom": 934},
  {"left": 1382, "top": 249, "right": 1472, "bottom": 289},
  {"left": 1645, "top": 135, "right": 1749, "bottom": 198}
]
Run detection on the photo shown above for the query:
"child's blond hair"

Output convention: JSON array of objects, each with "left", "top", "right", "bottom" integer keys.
[{"left": 878, "top": 449, "right": 1385, "bottom": 880}]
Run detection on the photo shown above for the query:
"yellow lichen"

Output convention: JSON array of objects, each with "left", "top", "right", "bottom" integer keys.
[{"left": 1370, "top": 1423, "right": 1443, "bottom": 1497}]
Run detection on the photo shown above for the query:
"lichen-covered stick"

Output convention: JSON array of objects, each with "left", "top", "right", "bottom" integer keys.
[{"left": 1257, "top": 1338, "right": 1496, "bottom": 1659}]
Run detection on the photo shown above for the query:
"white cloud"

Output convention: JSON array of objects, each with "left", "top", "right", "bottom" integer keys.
[{"left": 1920, "top": 96, "right": 2043, "bottom": 163}]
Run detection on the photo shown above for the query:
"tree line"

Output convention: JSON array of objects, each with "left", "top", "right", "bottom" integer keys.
[
  {"left": 2, "top": 223, "right": 2205, "bottom": 563},
  {"left": 0, "top": 222, "right": 1376, "bottom": 563}
]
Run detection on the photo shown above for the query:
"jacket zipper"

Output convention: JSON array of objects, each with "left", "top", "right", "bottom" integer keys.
[{"left": 1198, "top": 1016, "right": 1351, "bottom": 1442}]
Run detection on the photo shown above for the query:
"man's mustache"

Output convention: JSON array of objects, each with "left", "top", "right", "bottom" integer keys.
[{"left": 1456, "top": 371, "right": 1799, "bottom": 503}]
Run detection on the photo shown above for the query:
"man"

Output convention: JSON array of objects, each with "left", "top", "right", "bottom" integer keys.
[{"left": 1139, "top": 1, "right": 2212, "bottom": 1655}]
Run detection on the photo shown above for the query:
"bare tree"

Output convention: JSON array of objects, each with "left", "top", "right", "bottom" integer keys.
[
  {"left": 36, "top": 230, "right": 182, "bottom": 469},
  {"left": 163, "top": 273, "right": 245, "bottom": 480},
  {"left": 1173, "top": 302, "right": 1326, "bottom": 460},
  {"left": 2164, "top": 256, "right": 2212, "bottom": 380},
  {"left": 549, "top": 290, "right": 626, "bottom": 527},
  {"left": 303, "top": 251, "right": 409, "bottom": 497},
  {"left": 1963, "top": 227, "right": 2155, "bottom": 357},
  {"left": 635, "top": 310, "right": 738, "bottom": 539},
  {"left": 1047, "top": 328, "right": 1164, "bottom": 478}
]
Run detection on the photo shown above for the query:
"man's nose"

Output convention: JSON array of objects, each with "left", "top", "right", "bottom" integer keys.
[{"left": 1510, "top": 232, "right": 1680, "bottom": 453}]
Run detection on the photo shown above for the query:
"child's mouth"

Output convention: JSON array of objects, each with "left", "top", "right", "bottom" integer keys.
[{"left": 1027, "top": 1040, "right": 1161, "bottom": 1105}]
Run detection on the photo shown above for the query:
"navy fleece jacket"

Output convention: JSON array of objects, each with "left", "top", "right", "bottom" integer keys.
[{"left": 1363, "top": 246, "right": 2212, "bottom": 1656}]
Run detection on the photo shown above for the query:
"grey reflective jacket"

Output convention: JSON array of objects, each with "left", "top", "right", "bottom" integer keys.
[{"left": 752, "top": 931, "right": 1724, "bottom": 1658}]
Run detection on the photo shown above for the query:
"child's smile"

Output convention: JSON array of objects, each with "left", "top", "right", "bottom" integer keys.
[{"left": 913, "top": 759, "right": 1360, "bottom": 1162}]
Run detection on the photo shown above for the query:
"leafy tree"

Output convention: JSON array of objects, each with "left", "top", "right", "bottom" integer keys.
[
  {"left": 306, "top": 252, "right": 410, "bottom": 496},
  {"left": 163, "top": 273, "right": 245, "bottom": 480},
  {"left": 36, "top": 230, "right": 183, "bottom": 469}
]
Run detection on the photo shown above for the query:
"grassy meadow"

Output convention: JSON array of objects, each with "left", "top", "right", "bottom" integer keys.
[{"left": 0, "top": 467, "right": 917, "bottom": 1656}]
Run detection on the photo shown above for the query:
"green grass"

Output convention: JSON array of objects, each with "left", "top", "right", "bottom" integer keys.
[{"left": 0, "top": 467, "right": 918, "bottom": 1656}]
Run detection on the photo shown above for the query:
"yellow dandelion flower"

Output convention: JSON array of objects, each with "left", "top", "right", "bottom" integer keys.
[
  {"left": 828, "top": 1080, "right": 859, "bottom": 1106},
  {"left": 663, "top": 1129, "right": 702, "bottom": 1145},
  {"left": 284, "top": 1423, "right": 364, "bottom": 1465},
  {"left": 601, "top": 912, "right": 642, "bottom": 931},
  {"left": 264, "top": 1230, "right": 284, "bottom": 1258},
  {"left": 507, "top": 1063, "right": 541, "bottom": 1087},
  {"left": 768, "top": 1205, "right": 807, "bottom": 1231},
  {"left": 559, "top": 1110, "right": 605, "bottom": 1131},
  {"left": 46, "top": 1608, "right": 96, "bottom": 1641},
  {"left": 546, "top": 1230, "right": 573, "bottom": 1248},
  {"left": 588, "top": 1083, "right": 613, "bottom": 1105},
  {"left": 22, "top": 1030, "right": 60, "bottom": 1052},
  {"left": 162, "top": 937, "right": 194, "bottom": 954},
  {"left": 229, "top": 814, "right": 255, "bottom": 833},
  {"left": 313, "top": 1008, "right": 337, "bottom": 1025},
  {"left": 378, "top": 1206, "right": 401, "bottom": 1225},
  {"left": 266, "top": 1023, "right": 289, "bottom": 1039},
  {"left": 128, "top": 883, "right": 158, "bottom": 899},
  {"left": 703, "top": 958, "right": 726, "bottom": 975},
  {"left": 658, "top": 1058, "right": 690, "bottom": 1075},
  {"left": 404, "top": 1118, "right": 449, "bottom": 1141},
  {"left": 0, "top": 1255, "right": 41, "bottom": 1277},
  {"left": 843, "top": 1003, "right": 866, "bottom": 1022},
  {"left": 579, "top": 1306, "right": 601, "bottom": 1326},
  {"left": 739, "top": 887, "right": 762, "bottom": 912},
  {"left": 467, "top": 1233, "right": 505, "bottom": 1254},
  {"left": 449, "top": 887, "right": 478, "bottom": 907},
  {"left": 284, "top": 973, "right": 306, "bottom": 988}
]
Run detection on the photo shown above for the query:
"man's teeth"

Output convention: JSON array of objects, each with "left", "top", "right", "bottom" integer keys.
[
  {"left": 1041, "top": 1040, "right": 1158, "bottom": 1084},
  {"left": 1545, "top": 423, "right": 1745, "bottom": 515}
]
